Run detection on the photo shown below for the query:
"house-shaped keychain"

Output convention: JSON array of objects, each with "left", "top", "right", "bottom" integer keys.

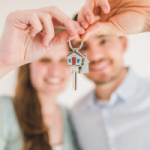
[
  {"left": 67, "top": 50, "right": 89, "bottom": 74},
  {"left": 67, "top": 36, "right": 89, "bottom": 90}
]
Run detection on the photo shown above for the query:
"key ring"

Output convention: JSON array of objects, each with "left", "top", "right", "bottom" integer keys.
[{"left": 69, "top": 35, "right": 83, "bottom": 51}]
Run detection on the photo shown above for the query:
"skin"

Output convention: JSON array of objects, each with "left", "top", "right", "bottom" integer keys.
[
  {"left": 30, "top": 43, "right": 70, "bottom": 145},
  {"left": 78, "top": 0, "right": 150, "bottom": 40},
  {"left": 0, "top": 6, "right": 85, "bottom": 79},
  {"left": 1, "top": 1, "right": 150, "bottom": 79},
  {"left": 72, "top": 35, "right": 127, "bottom": 100}
]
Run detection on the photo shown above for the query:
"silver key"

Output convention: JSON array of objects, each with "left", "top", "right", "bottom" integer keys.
[
  {"left": 72, "top": 70, "right": 77, "bottom": 90},
  {"left": 67, "top": 36, "right": 89, "bottom": 90}
]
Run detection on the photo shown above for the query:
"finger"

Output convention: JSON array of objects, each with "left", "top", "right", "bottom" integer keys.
[
  {"left": 35, "top": 12, "right": 54, "bottom": 46},
  {"left": 9, "top": 10, "right": 43, "bottom": 37},
  {"left": 51, "top": 18, "right": 64, "bottom": 27},
  {"left": 80, "top": 5, "right": 96, "bottom": 25},
  {"left": 97, "top": 0, "right": 110, "bottom": 14},
  {"left": 74, "top": 21, "right": 87, "bottom": 35},
  {"left": 47, "top": 31, "right": 79, "bottom": 50},
  {"left": 80, "top": 21, "right": 124, "bottom": 41},
  {"left": 38, "top": 6, "right": 85, "bottom": 36},
  {"left": 77, "top": 7, "right": 91, "bottom": 29},
  {"left": 87, "top": 0, "right": 110, "bottom": 14},
  {"left": 80, "top": 0, "right": 110, "bottom": 25},
  {"left": 77, "top": 7, "right": 101, "bottom": 29}
]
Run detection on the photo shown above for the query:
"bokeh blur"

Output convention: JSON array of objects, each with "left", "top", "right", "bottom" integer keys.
[{"left": 0, "top": 0, "right": 150, "bottom": 107}]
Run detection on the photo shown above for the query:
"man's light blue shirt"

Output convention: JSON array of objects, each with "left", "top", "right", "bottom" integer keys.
[{"left": 71, "top": 69, "right": 150, "bottom": 150}]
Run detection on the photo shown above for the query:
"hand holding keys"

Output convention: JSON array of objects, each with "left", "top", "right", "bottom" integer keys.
[{"left": 67, "top": 36, "right": 89, "bottom": 90}]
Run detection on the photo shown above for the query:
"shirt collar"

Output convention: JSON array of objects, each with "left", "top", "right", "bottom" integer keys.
[
  {"left": 87, "top": 68, "right": 141, "bottom": 109},
  {"left": 115, "top": 68, "right": 141, "bottom": 102}
]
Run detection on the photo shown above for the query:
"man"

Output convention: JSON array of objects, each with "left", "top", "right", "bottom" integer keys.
[{"left": 70, "top": 14, "right": 150, "bottom": 150}]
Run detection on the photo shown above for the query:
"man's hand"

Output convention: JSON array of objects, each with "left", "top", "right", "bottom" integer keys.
[
  {"left": 78, "top": 0, "right": 150, "bottom": 41},
  {"left": 0, "top": 6, "right": 85, "bottom": 78}
]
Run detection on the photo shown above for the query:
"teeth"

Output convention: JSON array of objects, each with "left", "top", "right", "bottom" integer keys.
[
  {"left": 94, "top": 62, "right": 108, "bottom": 70},
  {"left": 46, "top": 78, "right": 61, "bottom": 84}
]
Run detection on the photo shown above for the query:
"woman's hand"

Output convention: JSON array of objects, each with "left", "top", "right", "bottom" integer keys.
[
  {"left": 0, "top": 6, "right": 85, "bottom": 78},
  {"left": 78, "top": 0, "right": 150, "bottom": 40}
]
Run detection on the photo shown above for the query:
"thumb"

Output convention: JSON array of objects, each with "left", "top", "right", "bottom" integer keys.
[
  {"left": 80, "top": 21, "right": 124, "bottom": 41},
  {"left": 81, "top": 0, "right": 110, "bottom": 25}
]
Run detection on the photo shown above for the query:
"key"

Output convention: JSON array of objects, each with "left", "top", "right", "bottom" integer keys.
[
  {"left": 70, "top": 63, "right": 78, "bottom": 90},
  {"left": 72, "top": 70, "right": 77, "bottom": 90},
  {"left": 67, "top": 36, "right": 89, "bottom": 90}
]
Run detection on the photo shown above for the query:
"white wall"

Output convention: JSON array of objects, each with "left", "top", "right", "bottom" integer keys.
[{"left": 0, "top": 0, "right": 150, "bottom": 107}]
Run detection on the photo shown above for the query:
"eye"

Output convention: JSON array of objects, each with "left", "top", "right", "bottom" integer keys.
[
  {"left": 40, "top": 58, "right": 50, "bottom": 63},
  {"left": 60, "top": 58, "right": 67, "bottom": 64},
  {"left": 100, "top": 39, "right": 108, "bottom": 45}
]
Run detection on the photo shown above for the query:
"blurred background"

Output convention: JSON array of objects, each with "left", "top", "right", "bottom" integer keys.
[{"left": 0, "top": 0, "right": 150, "bottom": 108}]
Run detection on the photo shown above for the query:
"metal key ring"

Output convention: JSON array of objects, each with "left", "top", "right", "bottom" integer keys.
[{"left": 69, "top": 35, "right": 83, "bottom": 51}]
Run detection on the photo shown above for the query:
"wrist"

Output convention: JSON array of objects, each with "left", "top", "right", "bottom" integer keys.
[{"left": 0, "top": 61, "right": 15, "bottom": 79}]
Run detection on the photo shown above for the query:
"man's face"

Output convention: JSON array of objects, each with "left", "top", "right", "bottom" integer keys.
[{"left": 72, "top": 35, "right": 127, "bottom": 84}]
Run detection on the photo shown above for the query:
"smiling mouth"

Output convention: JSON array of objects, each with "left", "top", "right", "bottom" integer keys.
[
  {"left": 45, "top": 78, "right": 61, "bottom": 85},
  {"left": 90, "top": 61, "right": 110, "bottom": 72}
]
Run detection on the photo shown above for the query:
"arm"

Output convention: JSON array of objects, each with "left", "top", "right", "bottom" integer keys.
[
  {"left": 0, "top": 6, "right": 85, "bottom": 79},
  {"left": 78, "top": 0, "right": 150, "bottom": 41}
]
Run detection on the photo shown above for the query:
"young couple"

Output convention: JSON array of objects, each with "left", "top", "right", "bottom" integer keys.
[{"left": 0, "top": 0, "right": 150, "bottom": 150}]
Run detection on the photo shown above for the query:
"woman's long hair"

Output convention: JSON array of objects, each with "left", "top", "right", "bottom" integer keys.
[
  {"left": 14, "top": 64, "right": 52, "bottom": 150},
  {"left": 14, "top": 28, "right": 66, "bottom": 150}
]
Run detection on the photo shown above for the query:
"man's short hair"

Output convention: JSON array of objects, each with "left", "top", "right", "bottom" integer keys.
[
  {"left": 54, "top": 27, "right": 66, "bottom": 35},
  {"left": 73, "top": 13, "right": 78, "bottom": 21}
]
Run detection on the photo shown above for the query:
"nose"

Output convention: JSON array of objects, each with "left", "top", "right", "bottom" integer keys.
[
  {"left": 48, "top": 63, "right": 62, "bottom": 77},
  {"left": 87, "top": 46, "right": 105, "bottom": 62}
]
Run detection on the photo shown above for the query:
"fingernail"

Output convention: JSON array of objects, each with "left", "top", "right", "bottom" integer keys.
[
  {"left": 102, "top": 6, "right": 108, "bottom": 13},
  {"left": 82, "top": 30, "right": 85, "bottom": 34},
  {"left": 80, "top": 28, "right": 85, "bottom": 34},
  {"left": 86, "top": 15, "right": 90, "bottom": 22},
  {"left": 81, "top": 22, "right": 84, "bottom": 27},
  {"left": 72, "top": 26, "right": 78, "bottom": 34},
  {"left": 72, "top": 34, "right": 80, "bottom": 39},
  {"left": 81, "top": 21, "right": 89, "bottom": 29}
]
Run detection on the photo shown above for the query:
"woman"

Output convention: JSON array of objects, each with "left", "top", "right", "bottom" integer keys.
[{"left": 0, "top": 28, "right": 75, "bottom": 150}]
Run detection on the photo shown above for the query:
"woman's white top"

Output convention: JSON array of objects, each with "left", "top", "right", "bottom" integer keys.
[{"left": 53, "top": 145, "right": 63, "bottom": 150}]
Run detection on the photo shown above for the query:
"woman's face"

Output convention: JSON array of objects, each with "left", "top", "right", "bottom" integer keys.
[{"left": 30, "top": 43, "right": 70, "bottom": 96}]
